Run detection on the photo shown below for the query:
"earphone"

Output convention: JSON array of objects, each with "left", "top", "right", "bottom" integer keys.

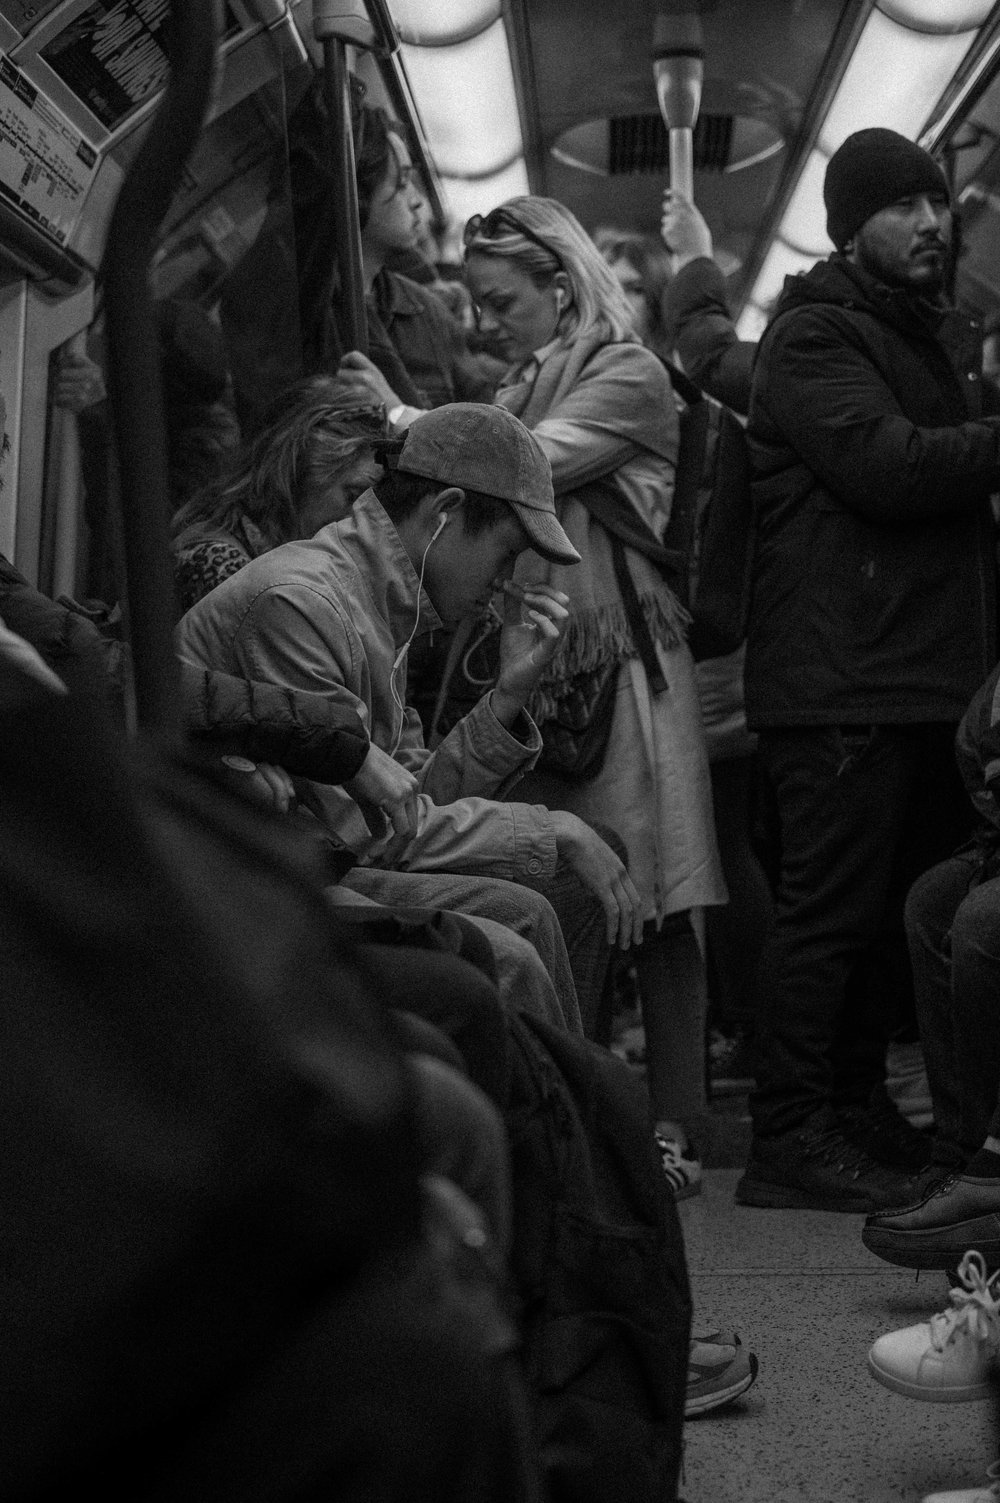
[
  {"left": 554, "top": 287, "right": 565, "bottom": 313},
  {"left": 388, "top": 511, "right": 450, "bottom": 754}
]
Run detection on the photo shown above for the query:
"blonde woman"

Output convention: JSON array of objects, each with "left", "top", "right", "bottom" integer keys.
[{"left": 464, "top": 196, "right": 726, "bottom": 1197}]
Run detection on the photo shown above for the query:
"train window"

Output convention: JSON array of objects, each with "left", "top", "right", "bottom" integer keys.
[
  {"left": 63, "top": 46, "right": 319, "bottom": 606},
  {"left": 948, "top": 68, "right": 1000, "bottom": 321}
]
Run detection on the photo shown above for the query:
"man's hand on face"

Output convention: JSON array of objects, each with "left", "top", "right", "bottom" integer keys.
[{"left": 491, "top": 581, "right": 570, "bottom": 725}]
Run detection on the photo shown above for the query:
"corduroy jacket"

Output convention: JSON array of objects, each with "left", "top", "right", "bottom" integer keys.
[{"left": 175, "top": 490, "right": 558, "bottom": 879}]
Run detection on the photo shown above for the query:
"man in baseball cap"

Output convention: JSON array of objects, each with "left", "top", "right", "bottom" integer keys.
[
  {"left": 390, "top": 401, "right": 580, "bottom": 566},
  {"left": 177, "top": 397, "right": 640, "bottom": 1031}
]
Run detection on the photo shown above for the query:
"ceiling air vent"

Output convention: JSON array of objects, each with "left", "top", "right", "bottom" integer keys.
[
  {"left": 610, "top": 112, "right": 733, "bottom": 174},
  {"left": 552, "top": 112, "right": 783, "bottom": 177}
]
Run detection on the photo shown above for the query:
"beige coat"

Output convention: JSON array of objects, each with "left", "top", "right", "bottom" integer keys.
[{"left": 497, "top": 330, "right": 726, "bottom": 921}]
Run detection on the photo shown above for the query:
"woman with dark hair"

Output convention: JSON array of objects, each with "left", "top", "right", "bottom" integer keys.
[
  {"left": 286, "top": 77, "right": 494, "bottom": 419},
  {"left": 171, "top": 376, "right": 383, "bottom": 611}
]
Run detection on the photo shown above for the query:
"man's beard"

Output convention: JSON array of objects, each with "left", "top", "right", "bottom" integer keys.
[{"left": 854, "top": 234, "right": 948, "bottom": 296}]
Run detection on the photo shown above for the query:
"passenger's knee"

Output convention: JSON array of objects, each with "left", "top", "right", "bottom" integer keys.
[{"left": 950, "top": 875, "right": 1000, "bottom": 961}]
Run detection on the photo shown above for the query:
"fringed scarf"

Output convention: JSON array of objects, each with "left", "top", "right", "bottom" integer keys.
[{"left": 495, "top": 330, "right": 687, "bottom": 722}]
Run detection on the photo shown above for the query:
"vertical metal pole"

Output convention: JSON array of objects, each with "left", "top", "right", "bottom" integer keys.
[
  {"left": 103, "top": 0, "right": 220, "bottom": 735},
  {"left": 323, "top": 37, "right": 368, "bottom": 355},
  {"left": 669, "top": 128, "right": 695, "bottom": 200}
]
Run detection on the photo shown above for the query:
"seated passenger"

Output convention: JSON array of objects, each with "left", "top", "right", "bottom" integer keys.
[
  {"left": 171, "top": 377, "right": 384, "bottom": 611},
  {"left": 863, "top": 657, "right": 1000, "bottom": 1275},
  {"left": 2, "top": 603, "right": 544, "bottom": 1502},
  {"left": 176, "top": 401, "right": 642, "bottom": 1031}
]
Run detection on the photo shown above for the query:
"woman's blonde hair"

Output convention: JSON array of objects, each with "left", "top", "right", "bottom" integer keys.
[{"left": 463, "top": 195, "right": 637, "bottom": 345}]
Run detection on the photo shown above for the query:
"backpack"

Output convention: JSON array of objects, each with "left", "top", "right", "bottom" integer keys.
[
  {"left": 660, "top": 359, "right": 754, "bottom": 662},
  {"left": 505, "top": 1011, "right": 691, "bottom": 1503}
]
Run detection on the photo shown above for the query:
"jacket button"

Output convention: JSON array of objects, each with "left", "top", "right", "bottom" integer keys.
[{"left": 527, "top": 857, "right": 542, "bottom": 874}]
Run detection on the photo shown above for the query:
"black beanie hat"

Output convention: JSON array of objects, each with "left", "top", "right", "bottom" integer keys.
[{"left": 824, "top": 128, "right": 949, "bottom": 250}]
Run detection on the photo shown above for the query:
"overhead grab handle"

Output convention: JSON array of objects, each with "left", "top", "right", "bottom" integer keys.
[{"left": 652, "top": 6, "right": 704, "bottom": 201}]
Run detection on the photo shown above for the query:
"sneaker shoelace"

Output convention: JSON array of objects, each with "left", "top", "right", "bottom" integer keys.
[
  {"left": 802, "top": 1125, "right": 881, "bottom": 1179},
  {"left": 929, "top": 1250, "right": 1000, "bottom": 1354}
]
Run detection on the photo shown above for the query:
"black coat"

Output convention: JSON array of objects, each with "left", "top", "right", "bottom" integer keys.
[
  {"left": 368, "top": 269, "right": 497, "bottom": 410},
  {"left": 745, "top": 256, "right": 1000, "bottom": 728},
  {"left": 0, "top": 554, "right": 370, "bottom": 785}
]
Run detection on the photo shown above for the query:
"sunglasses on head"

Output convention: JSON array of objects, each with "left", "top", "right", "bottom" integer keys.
[{"left": 463, "top": 208, "right": 563, "bottom": 269}]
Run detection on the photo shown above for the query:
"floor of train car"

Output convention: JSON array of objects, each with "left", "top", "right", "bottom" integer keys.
[{"left": 682, "top": 1093, "right": 999, "bottom": 1503}]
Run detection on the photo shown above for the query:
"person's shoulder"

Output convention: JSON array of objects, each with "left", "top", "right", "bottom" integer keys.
[
  {"left": 585, "top": 337, "right": 665, "bottom": 377},
  {"left": 382, "top": 267, "right": 444, "bottom": 320},
  {"left": 593, "top": 337, "right": 674, "bottom": 395}
]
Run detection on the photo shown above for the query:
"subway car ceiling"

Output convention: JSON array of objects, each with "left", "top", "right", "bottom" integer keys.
[
  {"left": 1, "top": 2, "right": 1000, "bottom": 316},
  {"left": 3, "top": 1, "right": 1000, "bottom": 588}
]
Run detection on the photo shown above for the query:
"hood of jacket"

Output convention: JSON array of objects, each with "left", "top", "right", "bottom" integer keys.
[{"left": 769, "top": 254, "right": 948, "bottom": 341}]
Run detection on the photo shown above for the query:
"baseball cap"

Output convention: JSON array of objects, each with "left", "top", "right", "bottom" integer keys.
[{"left": 395, "top": 403, "right": 581, "bottom": 566}]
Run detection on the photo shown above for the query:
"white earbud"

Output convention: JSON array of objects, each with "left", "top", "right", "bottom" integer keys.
[
  {"left": 388, "top": 511, "right": 450, "bottom": 754},
  {"left": 554, "top": 287, "right": 565, "bottom": 313}
]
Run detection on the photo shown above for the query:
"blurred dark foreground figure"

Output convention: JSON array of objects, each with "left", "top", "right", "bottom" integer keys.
[
  {"left": 0, "top": 576, "right": 692, "bottom": 1502},
  {"left": 0, "top": 621, "right": 541, "bottom": 1502}
]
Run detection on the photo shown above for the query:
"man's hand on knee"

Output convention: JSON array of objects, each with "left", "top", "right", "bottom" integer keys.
[{"left": 549, "top": 811, "right": 644, "bottom": 950}]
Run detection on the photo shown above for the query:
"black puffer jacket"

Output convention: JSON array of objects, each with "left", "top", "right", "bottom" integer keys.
[
  {"left": 0, "top": 555, "right": 369, "bottom": 785},
  {"left": 745, "top": 256, "right": 1000, "bottom": 728}
]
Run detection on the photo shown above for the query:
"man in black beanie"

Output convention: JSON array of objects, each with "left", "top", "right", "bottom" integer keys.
[{"left": 736, "top": 128, "right": 1000, "bottom": 1213}]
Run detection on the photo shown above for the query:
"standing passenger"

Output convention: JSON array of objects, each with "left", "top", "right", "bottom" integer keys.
[
  {"left": 464, "top": 197, "right": 727, "bottom": 1197},
  {"left": 288, "top": 81, "right": 494, "bottom": 417},
  {"left": 735, "top": 128, "right": 1000, "bottom": 1213}
]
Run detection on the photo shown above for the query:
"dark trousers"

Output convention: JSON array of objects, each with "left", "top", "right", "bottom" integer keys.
[
  {"left": 751, "top": 723, "right": 971, "bottom": 1140},
  {"left": 906, "top": 853, "right": 1000, "bottom": 1165},
  {"left": 705, "top": 752, "right": 774, "bottom": 1034}
]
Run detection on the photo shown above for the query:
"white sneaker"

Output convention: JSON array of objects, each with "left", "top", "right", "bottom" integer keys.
[
  {"left": 869, "top": 1250, "right": 1000, "bottom": 1402},
  {"left": 923, "top": 1460, "right": 1000, "bottom": 1501}
]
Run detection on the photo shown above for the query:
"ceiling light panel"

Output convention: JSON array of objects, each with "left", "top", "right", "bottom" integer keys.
[
  {"left": 440, "top": 157, "right": 531, "bottom": 243},
  {"left": 877, "top": 1, "right": 995, "bottom": 32},
  {"left": 388, "top": 0, "right": 501, "bottom": 45},
  {"left": 819, "top": 9, "right": 981, "bottom": 148},
  {"left": 737, "top": 239, "right": 820, "bottom": 339},
  {"left": 775, "top": 147, "right": 834, "bottom": 256},
  {"left": 400, "top": 18, "right": 522, "bottom": 178}
]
